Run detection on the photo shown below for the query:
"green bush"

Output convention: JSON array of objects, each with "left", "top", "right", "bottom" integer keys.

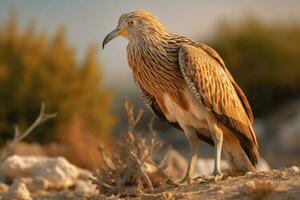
[
  {"left": 210, "top": 18, "right": 300, "bottom": 116},
  {"left": 0, "top": 14, "right": 115, "bottom": 143}
]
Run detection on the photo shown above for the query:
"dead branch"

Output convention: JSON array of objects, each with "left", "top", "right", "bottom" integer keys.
[
  {"left": 129, "top": 151, "right": 153, "bottom": 190},
  {"left": 0, "top": 102, "right": 57, "bottom": 163},
  {"left": 124, "top": 97, "right": 144, "bottom": 132}
]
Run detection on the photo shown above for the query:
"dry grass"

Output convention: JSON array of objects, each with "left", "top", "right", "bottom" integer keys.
[
  {"left": 241, "top": 180, "right": 278, "bottom": 200},
  {"left": 92, "top": 98, "right": 171, "bottom": 197}
]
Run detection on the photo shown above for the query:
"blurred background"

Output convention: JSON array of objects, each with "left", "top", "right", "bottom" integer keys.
[{"left": 0, "top": 0, "right": 299, "bottom": 170}]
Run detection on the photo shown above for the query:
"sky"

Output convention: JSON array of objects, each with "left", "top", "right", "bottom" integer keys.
[{"left": 0, "top": 0, "right": 300, "bottom": 88}]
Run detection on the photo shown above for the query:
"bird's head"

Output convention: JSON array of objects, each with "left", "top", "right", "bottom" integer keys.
[{"left": 102, "top": 10, "right": 168, "bottom": 49}]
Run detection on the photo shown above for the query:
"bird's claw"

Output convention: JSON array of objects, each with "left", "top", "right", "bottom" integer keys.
[
  {"left": 165, "top": 178, "right": 178, "bottom": 186},
  {"left": 212, "top": 171, "right": 223, "bottom": 182},
  {"left": 193, "top": 174, "right": 209, "bottom": 183},
  {"left": 178, "top": 176, "right": 193, "bottom": 185}
]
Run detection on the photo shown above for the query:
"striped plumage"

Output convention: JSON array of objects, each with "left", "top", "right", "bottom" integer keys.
[{"left": 103, "top": 10, "right": 259, "bottom": 181}]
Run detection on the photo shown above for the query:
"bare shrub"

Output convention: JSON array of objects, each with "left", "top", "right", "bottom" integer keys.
[{"left": 92, "top": 98, "right": 170, "bottom": 196}]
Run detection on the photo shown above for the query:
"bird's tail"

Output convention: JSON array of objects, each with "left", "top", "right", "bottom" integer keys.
[{"left": 222, "top": 128, "right": 259, "bottom": 175}]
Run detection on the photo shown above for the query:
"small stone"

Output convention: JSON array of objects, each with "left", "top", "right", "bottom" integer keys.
[
  {"left": 217, "top": 190, "right": 224, "bottom": 194},
  {"left": 288, "top": 166, "right": 299, "bottom": 173},
  {"left": 245, "top": 172, "right": 254, "bottom": 177},
  {"left": 243, "top": 180, "right": 256, "bottom": 190},
  {"left": 74, "top": 180, "right": 96, "bottom": 194},
  {"left": 5, "top": 180, "right": 32, "bottom": 200}
]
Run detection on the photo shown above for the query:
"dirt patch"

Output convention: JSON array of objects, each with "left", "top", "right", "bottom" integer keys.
[{"left": 24, "top": 167, "right": 300, "bottom": 200}]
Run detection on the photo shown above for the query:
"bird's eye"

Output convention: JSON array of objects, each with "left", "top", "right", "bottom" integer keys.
[{"left": 128, "top": 20, "right": 135, "bottom": 27}]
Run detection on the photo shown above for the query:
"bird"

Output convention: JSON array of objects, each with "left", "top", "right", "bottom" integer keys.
[{"left": 102, "top": 10, "right": 259, "bottom": 182}]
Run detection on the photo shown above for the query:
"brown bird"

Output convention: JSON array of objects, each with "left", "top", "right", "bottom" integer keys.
[{"left": 102, "top": 10, "right": 259, "bottom": 182}]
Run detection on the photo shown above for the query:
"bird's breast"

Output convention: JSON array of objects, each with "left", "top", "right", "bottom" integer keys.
[
  {"left": 128, "top": 44, "right": 185, "bottom": 98},
  {"left": 161, "top": 88, "right": 209, "bottom": 130}
]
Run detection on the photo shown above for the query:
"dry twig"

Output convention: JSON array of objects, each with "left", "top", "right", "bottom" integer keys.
[{"left": 0, "top": 103, "right": 57, "bottom": 163}]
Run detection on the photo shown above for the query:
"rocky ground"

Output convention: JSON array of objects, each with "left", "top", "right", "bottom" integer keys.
[
  {"left": 11, "top": 167, "right": 300, "bottom": 200},
  {"left": 140, "top": 167, "right": 300, "bottom": 200},
  {"left": 35, "top": 168, "right": 300, "bottom": 200},
  {"left": 0, "top": 155, "right": 299, "bottom": 200}
]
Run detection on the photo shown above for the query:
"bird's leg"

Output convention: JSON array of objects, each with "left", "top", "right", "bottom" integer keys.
[
  {"left": 180, "top": 126, "right": 199, "bottom": 184},
  {"left": 210, "top": 124, "right": 223, "bottom": 177},
  {"left": 180, "top": 146, "right": 198, "bottom": 183}
]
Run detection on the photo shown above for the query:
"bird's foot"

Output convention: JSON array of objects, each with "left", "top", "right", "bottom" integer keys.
[
  {"left": 165, "top": 178, "right": 178, "bottom": 187},
  {"left": 213, "top": 170, "right": 223, "bottom": 177},
  {"left": 212, "top": 170, "right": 223, "bottom": 182},
  {"left": 178, "top": 176, "right": 193, "bottom": 185},
  {"left": 193, "top": 174, "right": 210, "bottom": 184}
]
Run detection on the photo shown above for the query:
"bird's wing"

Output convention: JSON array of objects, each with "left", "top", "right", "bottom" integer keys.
[
  {"left": 198, "top": 43, "right": 254, "bottom": 124},
  {"left": 135, "top": 80, "right": 182, "bottom": 130},
  {"left": 178, "top": 44, "right": 258, "bottom": 149}
]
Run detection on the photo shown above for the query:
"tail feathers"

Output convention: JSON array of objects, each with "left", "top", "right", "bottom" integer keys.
[
  {"left": 240, "top": 135, "right": 259, "bottom": 166},
  {"left": 223, "top": 133, "right": 258, "bottom": 174}
]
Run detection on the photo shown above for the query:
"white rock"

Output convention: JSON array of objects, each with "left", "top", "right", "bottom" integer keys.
[
  {"left": 0, "top": 155, "right": 92, "bottom": 191},
  {"left": 245, "top": 172, "right": 254, "bottom": 177},
  {"left": 0, "top": 156, "right": 45, "bottom": 179},
  {"left": 31, "top": 157, "right": 78, "bottom": 188},
  {"left": 74, "top": 180, "right": 97, "bottom": 194},
  {"left": 288, "top": 166, "right": 299, "bottom": 174},
  {"left": 5, "top": 180, "right": 32, "bottom": 200}
]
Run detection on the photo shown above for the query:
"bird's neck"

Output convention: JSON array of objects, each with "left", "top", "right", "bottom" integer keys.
[{"left": 129, "top": 27, "right": 173, "bottom": 44}]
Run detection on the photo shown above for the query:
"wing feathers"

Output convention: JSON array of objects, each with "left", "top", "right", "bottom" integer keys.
[
  {"left": 178, "top": 44, "right": 258, "bottom": 164},
  {"left": 198, "top": 43, "right": 254, "bottom": 124}
]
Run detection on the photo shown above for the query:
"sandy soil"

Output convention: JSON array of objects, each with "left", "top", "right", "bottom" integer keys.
[{"left": 27, "top": 166, "right": 300, "bottom": 200}]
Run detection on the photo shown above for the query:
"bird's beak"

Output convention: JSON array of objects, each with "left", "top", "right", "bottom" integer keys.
[{"left": 102, "top": 28, "right": 121, "bottom": 49}]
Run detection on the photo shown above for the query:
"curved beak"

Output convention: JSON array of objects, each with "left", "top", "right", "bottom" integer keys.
[{"left": 102, "top": 28, "right": 121, "bottom": 49}]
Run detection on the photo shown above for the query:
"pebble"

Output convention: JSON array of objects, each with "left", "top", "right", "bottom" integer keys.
[
  {"left": 244, "top": 180, "right": 255, "bottom": 188},
  {"left": 245, "top": 172, "right": 254, "bottom": 177},
  {"left": 288, "top": 166, "right": 299, "bottom": 174},
  {"left": 5, "top": 180, "right": 32, "bottom": 200},
  {"left": 217, "top": 190, "right": 224, "bottom": 194}
]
